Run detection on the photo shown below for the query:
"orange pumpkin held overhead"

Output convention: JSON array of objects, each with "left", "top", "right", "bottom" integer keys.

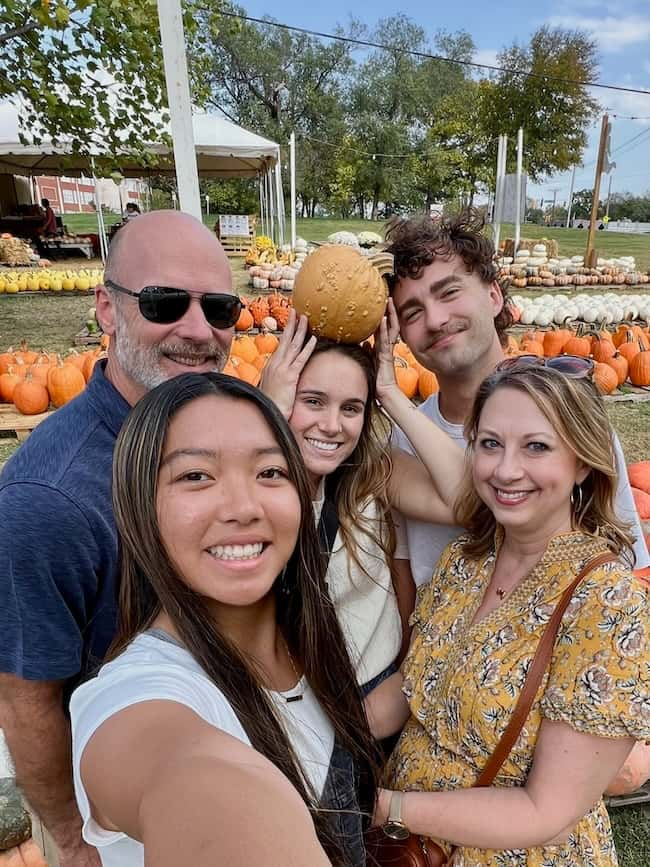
[{"left": 292, "top": 245, "right": 388, "bottom": 344}]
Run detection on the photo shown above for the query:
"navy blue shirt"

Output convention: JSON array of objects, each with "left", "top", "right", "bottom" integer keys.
[{"left": 0, "top": 361, "right": 130, "bottom": 683}]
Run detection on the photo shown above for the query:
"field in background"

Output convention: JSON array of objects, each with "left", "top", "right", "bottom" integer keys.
[{"left": 59, "top": 213, "right": 650, "bottom": 271}]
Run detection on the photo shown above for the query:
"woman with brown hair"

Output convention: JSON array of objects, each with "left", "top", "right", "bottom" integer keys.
[
  {"left": 261, "top": 311, "right": 465, "bottom": 697},
  {"left": 68, "top": 373, "right": 382, "bottom": 867},
  {"left": 367, "top": 355, "right": 649, "bottom": 866}
]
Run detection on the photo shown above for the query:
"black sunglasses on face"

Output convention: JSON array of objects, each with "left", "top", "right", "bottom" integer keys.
[{"left": 105, "top": 279, "right": 241, "bottom": 329}]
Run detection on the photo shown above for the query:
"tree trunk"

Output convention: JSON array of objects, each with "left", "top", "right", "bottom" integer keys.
[{"left": 371, "top": 186, "right": 381, "bottom": 221}]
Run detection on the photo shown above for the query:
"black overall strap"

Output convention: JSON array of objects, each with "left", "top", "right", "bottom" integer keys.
[{"left": 317, "top": 474, "right": 340, "bottom": 564}]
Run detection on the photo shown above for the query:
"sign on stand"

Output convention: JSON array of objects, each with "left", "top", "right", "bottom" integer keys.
[{"left": 219, "top": 215, "right": 250, "bottom": 237}]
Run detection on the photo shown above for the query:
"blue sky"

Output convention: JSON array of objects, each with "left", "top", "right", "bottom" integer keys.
[{"left": 243, "top": 0, "right": 650, "bottom": 204}]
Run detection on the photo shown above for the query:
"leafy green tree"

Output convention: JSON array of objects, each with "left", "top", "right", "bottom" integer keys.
[
  {"left": 0, "top": 0, "right": 178, "bottom": 155},
  {"left": 193, "top": 3, "right": 353, "bottom": 212},
  {"left": 201, "top": 178, "right": 259, "bottom": 215},
  {"left": 347, "top": 21, "right": 476, "bottom": 216},
  {"left": 425, "top": 79, "right": 494, "bottom": 205},
  {"left": 571, "top": 188, "right": 594, "bottom": 218},
  {"left": 480, "top": 27, "right": 600, "bottom": 180}
]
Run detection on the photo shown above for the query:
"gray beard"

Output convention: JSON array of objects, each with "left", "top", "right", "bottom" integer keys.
[{"left": 113, "top": 314, "right": 226, "bottom": 393}]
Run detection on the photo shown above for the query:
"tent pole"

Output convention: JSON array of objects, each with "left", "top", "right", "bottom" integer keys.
[
  {"left": 91, "top": 158, "right": 107, "bottom": 264},
  {"left": 156, "top": 0, "right": 201, "bottom": 219},
  {"left": 275, "top": 161, "right": 284, "bottom": 248},
  {"left": 258, "top": 174, "right": 264, "bottom": 238},
  {"left": 265, "top": 169, "right": 271, "bottom": 239},
  {"left": 289, "top": 132, "right": 296, "bottom": 249}
]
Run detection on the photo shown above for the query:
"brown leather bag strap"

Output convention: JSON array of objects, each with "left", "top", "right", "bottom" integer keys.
[{"left": 474, "top": 551, "right": 617, "bottom": 788}]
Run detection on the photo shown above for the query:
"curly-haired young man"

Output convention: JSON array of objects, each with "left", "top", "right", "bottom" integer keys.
[{"left": 385, "top": 208, "right": 649, "bottom": 590}]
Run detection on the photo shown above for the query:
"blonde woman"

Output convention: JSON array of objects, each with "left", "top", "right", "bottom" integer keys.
[{"left": 367, "top": 356, "right": 649, "bottom": 866}]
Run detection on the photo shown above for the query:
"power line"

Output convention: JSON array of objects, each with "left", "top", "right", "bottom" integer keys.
[
  {"left": 301, "top": 132, "right": 436, "bottom": 160},
  {"left": 217, "top": 9, "right": 650, "bottom": 97},
  {"left": 606, "top": 113, "right": 650, "bottom": 120}
]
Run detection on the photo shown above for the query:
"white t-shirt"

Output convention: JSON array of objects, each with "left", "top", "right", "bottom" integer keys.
[
  {"left": 70, "top": 632, "right": 335, "bottom": 867},
  {"left": 314, "top": 488, "right": 401, "bottom": 686},
  {"left": 393, "top": 392, "right": 650, "bottom": 587}
]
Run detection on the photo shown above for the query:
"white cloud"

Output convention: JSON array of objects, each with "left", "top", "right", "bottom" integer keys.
[
  {"left": 0, "top": 100, "right": 22, "bottom": 140},
  {"left": 547, "top": 14, "right": 650, "bottom": 51},
  {"left": 473, "top": 48, "right": 500, "bottom": 69}
]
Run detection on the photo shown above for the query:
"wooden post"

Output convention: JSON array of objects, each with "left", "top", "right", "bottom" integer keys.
[
  {"left": 156, "top": 0, "right": 201, "bottom": 219},
  {"left": 585, "top": 114, "right": 608, "bottom": 269}
]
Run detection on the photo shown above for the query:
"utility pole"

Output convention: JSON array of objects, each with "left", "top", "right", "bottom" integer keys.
[
  {"left": 566, "top": 165, "right": 576, "bottom": 228},
  {"left": 585, "top": 113, "right": 609, "bottom": 268},
  {"left": 549, "top": 188, "right": 561, "bottom": 225},
  {"left": 605, "top": 173, "right": 614, "bottom": 219}
]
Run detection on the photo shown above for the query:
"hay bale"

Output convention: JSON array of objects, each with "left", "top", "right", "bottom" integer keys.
[{"left": 502, "top": 237, "right": 559, "bottom": 259}]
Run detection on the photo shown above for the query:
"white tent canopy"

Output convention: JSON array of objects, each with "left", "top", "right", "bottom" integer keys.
[
  {"left": 0, "top": 112, "right": 280, "bottom": 178},
  {"left": 0, "top": 107, "right": 285, "bottom": 255}
]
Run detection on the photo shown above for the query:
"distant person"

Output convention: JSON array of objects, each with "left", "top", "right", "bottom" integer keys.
[
  {"left": 40, "top": 198, "right": 58, "bottom": 236},
  {"left": 124, "top": 202, "right": 141, "bottom": 220}
]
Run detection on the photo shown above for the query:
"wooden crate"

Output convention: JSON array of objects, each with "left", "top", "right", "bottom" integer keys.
[
  {"left": 221, "top": 234, "right": 254, "bottom": 257},
  {"left": 74, "top": 327, "right": 102, "bottom": 346},
  {"left": 0, "top": 405, "right": 53, "bottom": 441}
]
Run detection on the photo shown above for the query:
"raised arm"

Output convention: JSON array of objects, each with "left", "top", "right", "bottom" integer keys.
[
  {"left": 375, "top": 301, "right": 464, "bottom": 525},
  {"left": 80, "top": 700, "right": 329, "bottom": 867},
  {"left": 374, "top": 719, "right": 634, "bottom": 849}
]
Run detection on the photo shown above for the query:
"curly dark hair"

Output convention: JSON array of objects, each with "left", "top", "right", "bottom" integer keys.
[{"left": 384, "top": 207, "right": 514, "bottom": 346}]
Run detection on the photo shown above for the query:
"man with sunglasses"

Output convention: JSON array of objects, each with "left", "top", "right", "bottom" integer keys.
[
  {"left": 0, "top": 210, "right": 239, "bottom": 867},
  {"left": 384, "top": 208, "right": 649, "bottom": 601}
]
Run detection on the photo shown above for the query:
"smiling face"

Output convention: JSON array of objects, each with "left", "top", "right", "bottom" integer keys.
[
  {"left": 472, "top": 387, "right": 589, "bottom": 541},
  {"left": 96, "top": 212, "right": 235, "bottom": 403},
  {"left": 289, "top": 351, "right": 368, "bottom": 490},
  {"left": 392, "top": 254, "right": 504, "bottom": 378},
  {"left": 156, "top": 395, "right": 301, "bottom": 613}
]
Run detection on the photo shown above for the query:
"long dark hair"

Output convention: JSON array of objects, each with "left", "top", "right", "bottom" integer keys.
[
  {"left": 108, "top": 372, "right": 379, "bottom": 863},
  {"left": 304, "top": 339, "right": 395, "bottom": 578}
]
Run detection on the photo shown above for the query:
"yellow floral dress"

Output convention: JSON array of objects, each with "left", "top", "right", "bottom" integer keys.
[{"left": 385, "top": 531, "right": 649, "bottom": 867}]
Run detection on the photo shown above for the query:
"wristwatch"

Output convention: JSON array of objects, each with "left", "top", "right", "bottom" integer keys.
[{"left": 382, "top": 791, "right": 410, "bottom": 840}]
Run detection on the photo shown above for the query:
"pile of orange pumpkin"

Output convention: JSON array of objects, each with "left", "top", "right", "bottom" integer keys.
[
  {"left": 507, "top": 321, "right": 650, "bottom": 395},
  {"left": 235, "top": 294, "right": 293, "bottom": 333},
  {"left": 0, "top": 339, "right": 109, "bottom": 416}
]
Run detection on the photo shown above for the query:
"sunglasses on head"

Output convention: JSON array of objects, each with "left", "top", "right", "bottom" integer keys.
[
  {"left": 105, "top": 279, "right": 242, "bottom": 329},
  {"left": 495, "top": 354, "right": 594, "bottom": 378}
]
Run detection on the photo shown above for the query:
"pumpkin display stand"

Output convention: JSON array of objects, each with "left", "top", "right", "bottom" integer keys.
[{"left": 0, "top": 405, "right": 53, "bottom": 442}]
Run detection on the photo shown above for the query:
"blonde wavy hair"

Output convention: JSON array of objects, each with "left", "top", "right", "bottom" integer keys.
[{"left": 454, "top": 363, "right": 635, "bottom": 564}]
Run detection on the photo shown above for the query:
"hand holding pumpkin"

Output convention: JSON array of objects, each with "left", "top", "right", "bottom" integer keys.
[
  {"left": 374, "top": 299, "right": 404, "bottom": 409},
  {"left": 259, "top": 308, "right": 316, "bottom": 420}
]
